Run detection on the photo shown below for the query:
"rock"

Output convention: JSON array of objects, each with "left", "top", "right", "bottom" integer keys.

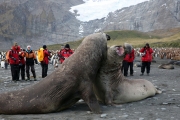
[
  {"left": 161, "top": 108, "right": 166, "bottom": 111},
  {"left": 139, "top": 118, "right": 144, "bottom": 120},
  {"left": 111, "top": 117, "right": 116, "bottom": 120},
  {"left": 119, "top": 115, "right": 128, "bottom": 118},
  {"left": 162, "top": 102, "right": 168, "bottom": 105},
  {"left": 100, "top": 114, "right": 107, "bottom": 118},
  {"left": 87, "top": 111, "right": 92, "bottom": 114}
]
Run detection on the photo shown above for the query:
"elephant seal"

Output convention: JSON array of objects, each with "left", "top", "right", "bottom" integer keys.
[
  {"left": 93, "top": 44, "right": 161, "bottom": 105},
  {"left": 158, "top": 64, "right": 174, "bottom": 69},
  {"left": 0, "top": 33, "right": 109, "bottom": 114},
  {"left": 174, "top": 61, "right": 180, "bottom": 66},
  {"left": 168, "top": 60, "right": 177, "bottom": 64}
]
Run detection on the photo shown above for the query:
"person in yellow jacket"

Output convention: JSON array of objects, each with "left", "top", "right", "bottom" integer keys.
[{"left": 24, "top": 45, "right": 38, "bottom": 81}]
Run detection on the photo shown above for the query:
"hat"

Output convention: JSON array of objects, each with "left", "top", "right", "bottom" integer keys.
[
  {"left": 27, "top": 45, "right": 31, "bottom": 48},
  {"left": 64, "top": 44, "right": 70, "bottom": 49},
  {"left": 145, "top": 43, "right": 149, "bottom": 47},
  {"left": 14, "top": 42, "right": 18, "bottom": 46},
  {"left": 43, "top": 45, "right": 47, "bottom": 49}
]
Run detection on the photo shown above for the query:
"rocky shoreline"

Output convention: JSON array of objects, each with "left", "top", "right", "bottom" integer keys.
[{"left": 0, "top": 57, "right": 179, "bottom": 120}]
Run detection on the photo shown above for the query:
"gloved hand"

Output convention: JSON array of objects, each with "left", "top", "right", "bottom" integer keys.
[{"left": 34, "top": 59, "right": 38, "bottom": 64}]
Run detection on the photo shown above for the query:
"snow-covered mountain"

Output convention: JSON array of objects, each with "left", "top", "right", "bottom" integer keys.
[
  {"left": 78, "top": 0, "right": 180, "bottom": 35},
  {"left": 1, "top": 0, "right": 180, "bottom": 50},
  {"left": 70, "top": 0, "right": 149, "bottom": 22}
]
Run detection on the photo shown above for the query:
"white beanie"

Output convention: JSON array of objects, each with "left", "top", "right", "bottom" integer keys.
[{"left": 27, "top": 45, "right": 31, "bottom": 48}]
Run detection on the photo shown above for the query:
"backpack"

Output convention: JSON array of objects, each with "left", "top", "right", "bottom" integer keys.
[{"left": 37, "top": 48, "right": 44, "bottom": 62}]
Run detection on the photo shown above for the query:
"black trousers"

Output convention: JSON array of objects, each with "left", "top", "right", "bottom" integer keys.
[
  {"left": 19, "top": 64, "right": 25, "bottom": 80},
  {"left": 41, "top": 63, "right": 48, "bottom": 78},
  {"left": 141, "top": 61, "right": 151, "bottom": 74},
  {"left": 128, "top": 62, "right": 134, "bottom": 75},
  {"left": 122, "top": 60, "right": 134, "bottom": 76},
  {"left": 26, "top": 65, "right": 36, "bottom": 79},
  {"left": 10, "top": 64, "right": 19, "bottom": 81},
  {"left": 5, "top": 62, "right": 8, "bottom": 69}
]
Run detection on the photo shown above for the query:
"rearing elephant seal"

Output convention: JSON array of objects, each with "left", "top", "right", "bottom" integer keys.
[
  {"left": 93, "top": 44, "right": 161, "bottom": 105},
  {"left": 0, "top": 33, "right": 109, "bottom": 114}
]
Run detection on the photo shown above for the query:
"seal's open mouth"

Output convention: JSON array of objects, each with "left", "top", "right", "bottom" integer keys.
[{"left": 116, "top": 46, "right": 124, "bottom": 56}]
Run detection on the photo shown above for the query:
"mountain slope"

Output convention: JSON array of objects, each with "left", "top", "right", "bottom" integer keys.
[
  {"left": 0, "top": 0, "right": 180, "bottom": 50},
  {"left": 0, "top": 0, "right": 84, "bottom": 50},
  {"left": 47, "top": 29, "right": 180, "bottom": 50},
  {"left": 81, "top": 0, "right": 180, "bottom": 35}
]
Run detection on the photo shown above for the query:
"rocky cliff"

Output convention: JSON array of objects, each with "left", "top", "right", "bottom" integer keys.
[
  {"left": 0, "top": 0, "right": 84, "bottom": 50},
  {"left": 1, "top": 0, "right": 180, "bottom": 50},
  {"left": 82, "top": 0, "right": 180, "bottom": 35}
]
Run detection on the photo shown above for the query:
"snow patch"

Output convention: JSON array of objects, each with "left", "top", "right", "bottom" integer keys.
[{"left": 70, "top": 0, "right": 149, "bottom": 22}]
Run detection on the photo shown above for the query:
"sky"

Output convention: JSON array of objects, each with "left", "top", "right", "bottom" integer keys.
[{"left": 70, "top": 0, "right": 149, "bottom": 22}]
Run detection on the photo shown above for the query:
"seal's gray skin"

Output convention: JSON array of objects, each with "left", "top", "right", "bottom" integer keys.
[
  {"left": 0, "top": 33, "right": 108, "bottom": 114},
  {"left": 93, "top": 44, "right": 161, "bottom": 105}
]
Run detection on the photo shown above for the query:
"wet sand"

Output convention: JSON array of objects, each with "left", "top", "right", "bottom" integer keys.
[{"left": 0, "top": 57, "right": 180, "bottom": 120}]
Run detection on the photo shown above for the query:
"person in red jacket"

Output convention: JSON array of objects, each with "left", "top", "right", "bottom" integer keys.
[
  {"left": 8, "top": 42, "right": 21, "bottom": 81},
  {"left": 41, "top": 45, "right": 51, "bottom": 78},
  {"left": 139, "top": 43, "right": 153, "bottom": 76},
  {"left": 58, "top": 44, "right": 74, "bottom": 64},
  {"left": 122, "top": 48, "right": 135, "bottom": 76},
  {"left": 18, "top": 48, "right": 26, "bottom": 80}
]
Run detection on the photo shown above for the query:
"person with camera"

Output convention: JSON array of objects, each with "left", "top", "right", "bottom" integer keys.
[
  {"left": 139, "top": 43, "right": 153, "bottom": 76},
  {"left": 8, "top": 42, "right": 21, "bottom": 81},
  {"left": 24, "top": 45, "right": 38, "bottom": 81},
  {"left": 18, "top": 48, "right": 26, "bottom": 80},
  {"left": 41, "top": 45, "right": 51, "bottom": 78},
  {"left": 58, "top": 44, "right": 74, "bottom": 64},
  {"left": 122, "top": 48, "right": 135, "bottom": 76}
]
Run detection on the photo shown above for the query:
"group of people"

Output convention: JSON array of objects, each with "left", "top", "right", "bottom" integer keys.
[
  {"left": 122, "top": 43, "right": 153, "bottom": 76},
  {"left": 5, "top": 43, "right": 74, "bottom": 81},
  {"left": 6, "top": 43, "right": 50, "bottom": 81},
  {"left": 7, "top": 43, "right": 40, "bottom": 81},
  {"left": 5, "top": 42, "right": 152, "bottom": 80}
]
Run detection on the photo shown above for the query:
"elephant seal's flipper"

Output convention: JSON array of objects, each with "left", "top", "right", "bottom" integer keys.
[
  {"left": 78, "top": 79, "right": 102, "bottom": 114},
  {"left": 81, "top": 86, "right": 102, "bottom": 114}
]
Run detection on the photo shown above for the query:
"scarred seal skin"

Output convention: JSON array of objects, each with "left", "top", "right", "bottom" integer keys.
[
  {"left": 93, "top": 44, "right": 162, "bottom": 105},
  {"left": 0, "top": 32, "right": 109, "bottom": 114}
]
